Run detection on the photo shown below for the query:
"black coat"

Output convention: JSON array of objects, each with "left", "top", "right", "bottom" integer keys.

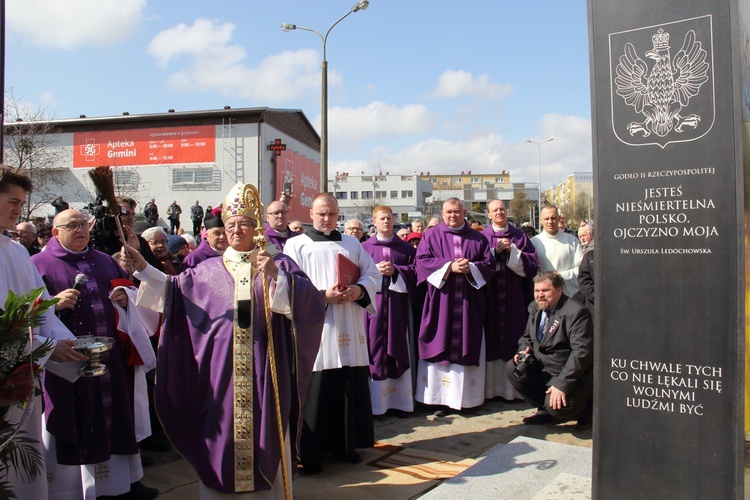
[{"left": 517, "top": 294, "right": 594, "bottom": 395}]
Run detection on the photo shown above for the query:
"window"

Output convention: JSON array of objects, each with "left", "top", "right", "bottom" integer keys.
[
  {"left": 362, "top": 191, "right": 373, "bottom": 199},
  {"left": 401, "top": 190, "right": 413, "bottom": 198},
  {"left": 430, "top": 178, "right": 437, "bottom": 183},
  {"left": 170, "top": 166, "right": 220, "bottom": 191},
  {"left": 453, "top": 178, "right": 462, "bottom": 183},
  {"left": 495, "top": 177, "right": 504, "bottom": 182},
  {"left": 335, "top": 191, "right": 347, "bottom": 200},
  {"left": 350, "top": 191, "right": 358, "bottom": 199},
  {"left": 471, "top": 177, "right": 479, "bottom": 183},
  {"left": 390, "top": 191, "right": 399, "bottom": 198},
  {"left": 375, "top": 190, "right": 387, "bottom": 198},
  {"left": 113, "top": 170, "right": 139, "bottom": 190},
  {"left": 173, "top": 168, "right": 214, "bottom": 185}
]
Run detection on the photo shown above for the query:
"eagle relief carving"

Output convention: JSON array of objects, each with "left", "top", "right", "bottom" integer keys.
[
  {"left": 609, "top": 15, "right": 716, "bottom": 149},
  {"left": 614, "top": 27, "right": 710, "bottom": 142}
]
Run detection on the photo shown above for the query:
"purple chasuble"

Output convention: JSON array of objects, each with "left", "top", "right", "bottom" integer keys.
[
  {"left": 361, "top": 236, "right": 417, "bottom": 380},
  {"left": 481, "top": 224, "right": 539, "bottom": 361},
  {"left": 32, "top": 238, "right": 137, "bottom": 465},
  {"left": 264, "top": 223, "right": 299, "bottom": 251},
  {"left": 415, "top": 222, "right": 495, "bottom": 366},
  {"left": 181, "top": 239, "right": 220, "bottom": 270},
  {"left": 155, "top": 254, "right": 325, "bottom": 494}
]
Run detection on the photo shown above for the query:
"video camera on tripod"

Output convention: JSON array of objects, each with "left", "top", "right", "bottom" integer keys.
[{"left": 85, "top": 195, "right": 126, "bottom": 255}]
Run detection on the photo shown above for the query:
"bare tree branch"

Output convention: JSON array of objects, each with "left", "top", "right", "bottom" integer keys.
[{"left": 3, "top": 90, "right": 68, "bottom": 220}]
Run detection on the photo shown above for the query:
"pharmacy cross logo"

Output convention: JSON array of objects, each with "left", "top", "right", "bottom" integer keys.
[
  {"left": 80, "top": 138, "right": 100, "bottom": 161},
  {"left": 609, "top": 16, "right": 715, "bottom": 148}
]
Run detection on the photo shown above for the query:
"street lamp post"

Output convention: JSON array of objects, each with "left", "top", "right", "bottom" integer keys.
[
  {"left": 281, "top": 0, "right": 369, "bottom": 194},
  {"left": 525, "top": 138, "right": 554, "bottom": 228}
]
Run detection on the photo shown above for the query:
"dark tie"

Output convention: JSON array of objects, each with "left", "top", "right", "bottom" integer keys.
[{"left": 537, "top": 311, "right": 550, "bottom": 342}]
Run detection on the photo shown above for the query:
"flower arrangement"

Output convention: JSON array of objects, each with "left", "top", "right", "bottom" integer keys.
[{"left": 0, "top": 287, "right": 56, "bottom": 498}]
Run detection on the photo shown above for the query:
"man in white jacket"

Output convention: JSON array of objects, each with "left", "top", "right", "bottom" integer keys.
[{"left": 531, "top": 205, "right": 583, "bottom": 297}]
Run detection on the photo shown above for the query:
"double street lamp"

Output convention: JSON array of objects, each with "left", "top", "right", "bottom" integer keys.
[
  {"left": 525, "top": 138, "right": 554, "bottom": 228},
  {"left": 281, "top": 0, "right": 369, "bottom": 193}
]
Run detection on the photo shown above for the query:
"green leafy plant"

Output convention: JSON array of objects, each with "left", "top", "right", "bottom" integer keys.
[{"left": 0, "top": 288, "right": 57, "bottom": 498}]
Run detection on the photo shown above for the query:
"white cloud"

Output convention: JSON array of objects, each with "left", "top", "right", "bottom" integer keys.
[
  {"left": 506, "top": 113, "right": 593, "bottom": 188},
  {"left": 148, "top": 18, "right": 239, "bottom": 67},
  {"left": 148, "top": 19, "right": 337, "bottom": 103},
  {"left": 7, "top": 0, "right": 145, "bottom": 49},
  {"left": 430, "top": 69, "right": 513, "bottom": 100},
  {"left": 331, "top": 112, "right": 592, "bottom": 190},
  {"left": 327, "top": 101, "right": 432, "bottom": 149}
]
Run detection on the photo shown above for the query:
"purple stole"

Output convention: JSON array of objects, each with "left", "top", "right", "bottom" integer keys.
[
  {"left": 415, "top": 223, "right": 495, "bottom": 366},
  {"left": 481, "top": 224, "right": 539, "bottom": 361},
  {"left": 361, "top": 236, "right": 417, "bottom": 380}
]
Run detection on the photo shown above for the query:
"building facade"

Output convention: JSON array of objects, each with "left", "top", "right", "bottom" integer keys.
[
  {"left": 4, "top": 107, "right": 321, "bottom": 228},
  {"left": 544, "top": 171, "right": 594, "bottom": 224},
  {"left": 421, "top": 171, "right": 540, "bottom": 223},
  {"left": 327, "top": 171, "right": 433, "bottom": 223}
]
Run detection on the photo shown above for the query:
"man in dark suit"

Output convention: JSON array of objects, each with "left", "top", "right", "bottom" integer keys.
[{"left": 506, "top": 270, "right": 593, "bottom": 428}]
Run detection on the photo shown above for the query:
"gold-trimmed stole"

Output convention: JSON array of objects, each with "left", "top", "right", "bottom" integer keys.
[{"left": 225, "top": 251, "right": 259, "bottom": 492}]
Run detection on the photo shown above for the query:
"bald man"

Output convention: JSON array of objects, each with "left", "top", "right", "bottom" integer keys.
[
  {"left": 284, "top": 194, "right": 380, "bottom": 473},
  {"left": 264, "top": 200, "right": 298, "bottom": 251},
  {"left": 32, "top": 209, "right": 158, "bottom": 499}
]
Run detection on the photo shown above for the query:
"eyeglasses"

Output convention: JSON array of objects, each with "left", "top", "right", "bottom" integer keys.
[
  {"left": 148, "top": 239, "right": 168, "bottom": 246},
  {"left": 267, "top": 211, "right": 288, "bottom": 217},
  {"left": 346, "top": 227, "right": 364, "bottom": 232},
  {"left": 55, "top": 222, "right": 89, "bottom": 232},
  {"left": 225, "top": 220, "right": 257, "bottom": 232}
]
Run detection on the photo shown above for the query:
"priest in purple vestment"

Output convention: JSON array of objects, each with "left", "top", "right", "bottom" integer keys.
[
  {"left": 361, "top": 206, "right": 418, "bottom": 415},
  {"left": 125, "top": 182, "right": 325, "bottom": 497},
  {"left": 415, "top": 198, "right": 495, "bottom": 412},
  {"left": 181, "top": 213, "right": 228, "bottom": 270},
  {"left": 263, "top": 200, "right": 298, "bottom": 251},
  {"left": 32, "top": 209, "right": 158, "bottom": 499},
  {"left": 481, "top": 199, "right": 539, "bottom": 400},
  {"left": 0, "top": 167, "right": 88, "bottom": 500}
]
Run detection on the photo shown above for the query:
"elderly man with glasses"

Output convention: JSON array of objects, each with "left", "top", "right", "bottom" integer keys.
[
  {"left": 344, "top": 219, "right": 368, "bottom": 243},
  {"left": 15, "top": 221, "right": 40, "bottom": 256},
  {"left": 31, "top": 209, "right": 159, "bottom": 499},
  {"left": 122, "top": 182, "right": 325, "bottom": 497},
  {"left": 264, "top": 200, "right": 298, "bottom": 251}
]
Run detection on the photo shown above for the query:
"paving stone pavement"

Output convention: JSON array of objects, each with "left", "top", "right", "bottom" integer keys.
[
  {"left": 140, "top": 398, "right": 592, "bottom": 498},
  {"left": 139, "top": 398, "right": 750, "bottom": 498}
]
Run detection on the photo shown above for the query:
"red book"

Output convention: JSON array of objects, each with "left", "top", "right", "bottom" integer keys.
[{"left": 337, "top": 253, "right": 360, "bottom": 289}]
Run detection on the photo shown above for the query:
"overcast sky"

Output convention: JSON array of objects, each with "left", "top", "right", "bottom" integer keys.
[{"left": 5, "top": 0, "right": 593, "bottom": 190}]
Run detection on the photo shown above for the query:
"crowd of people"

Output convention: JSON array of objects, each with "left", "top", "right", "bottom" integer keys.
[{"left": 1, "top": 164, "right": 596, "bottom": 499}]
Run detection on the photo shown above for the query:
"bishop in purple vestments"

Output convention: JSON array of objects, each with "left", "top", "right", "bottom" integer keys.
[{"left": 126, "top": 183, "right": 325, "bottom": 496}]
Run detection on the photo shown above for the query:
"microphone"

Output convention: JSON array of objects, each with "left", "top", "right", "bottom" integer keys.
[
  {"left": 60, "top": 274, "right": 87, "bottom": 320},
  {"left": 72, "top": 273, "right": 88, "bottom": 291}
]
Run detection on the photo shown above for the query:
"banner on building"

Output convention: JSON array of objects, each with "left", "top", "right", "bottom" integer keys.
[
  {"left": 276, "top": 151, "right": 320, "bottom": 220},
  {"left": 73, "top": 125, "right": 216, "bottom": 167}
]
